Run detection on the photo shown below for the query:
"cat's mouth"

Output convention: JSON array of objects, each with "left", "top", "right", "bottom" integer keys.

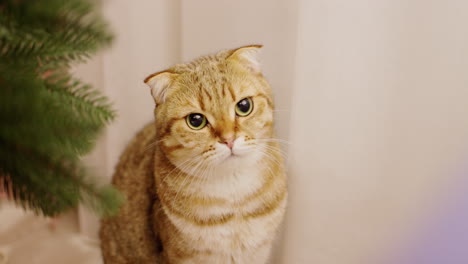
[
  {"left": 226, "top": 151, "right": 237, "bottom": 158},
  {"left": 223, "top": 149, "right": 247, "bottom": 163},
  {"left": 218, "top": 149, "right": 237, "bottom": 162},
  {"left": 214, "top": 143, "right": 253, "bottom": 164}
]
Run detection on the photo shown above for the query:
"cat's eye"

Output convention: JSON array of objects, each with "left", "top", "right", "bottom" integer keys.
[
  {"left": 235, "top": 98, "right": 253, "bottom": 117},
  {"left": 186, "top": 113, "right": 207, "bottom": 130}
]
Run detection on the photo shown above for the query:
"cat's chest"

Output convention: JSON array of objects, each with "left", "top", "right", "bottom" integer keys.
[
  {"left": 164, "top": 167, "right": 285, "bottom": 252},
  {"left": 194, "top": 167, "right": 264, "bottom": 200},
  {"left": 166, "top": 196, "right": 286, "bottom": 254}
]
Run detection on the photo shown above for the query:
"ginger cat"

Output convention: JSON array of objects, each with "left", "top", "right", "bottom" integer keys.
[{"left": 99, "top": 45, "right": 287, "bottom": 264}]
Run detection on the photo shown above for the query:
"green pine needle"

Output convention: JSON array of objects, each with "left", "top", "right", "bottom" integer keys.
[{"left": 0, "top": 0, "right": 122, "bottom": 217}]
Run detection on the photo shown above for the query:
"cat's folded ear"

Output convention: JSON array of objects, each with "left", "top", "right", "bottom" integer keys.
[
  {"left": 227, "top": 45, "right": 263, "bottom": 74},
  {"left": 144, "top": 70, "right": 178, "bottom": 105}
]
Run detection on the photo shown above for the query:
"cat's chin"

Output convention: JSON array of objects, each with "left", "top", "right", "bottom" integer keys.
[
  {"left": 224, "top": 153, "right": 241, "bottom": 162},
  {"left": 216, "top": 153, "right": 239, "bottom": 167},
  {"left": 216, "top": 151, "right": 260, "bottom": 170}
]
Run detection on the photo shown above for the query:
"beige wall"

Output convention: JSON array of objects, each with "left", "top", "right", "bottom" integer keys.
[
  {"left": 283, "top": 0, "right": 468, "bottom": 263},
  {"left": 77, "top": 0, "right": 468, "bottom": 263}
]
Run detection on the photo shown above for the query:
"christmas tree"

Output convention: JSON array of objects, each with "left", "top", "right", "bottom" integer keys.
[{"left": 0, "top": 0, "right": 122, "bottom": 216}]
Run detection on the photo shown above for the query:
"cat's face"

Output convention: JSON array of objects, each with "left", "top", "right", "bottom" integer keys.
[{"left": 146, "top": 46, "right": 275, "bottom": 176}]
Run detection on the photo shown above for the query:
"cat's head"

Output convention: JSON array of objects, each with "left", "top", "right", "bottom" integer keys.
[{"left": 144, "top": 45, "right": 275, "bottom": 175}]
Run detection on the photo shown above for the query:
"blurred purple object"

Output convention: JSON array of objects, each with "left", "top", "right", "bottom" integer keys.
[{"left": 387, "top": 168, "right": 468, "bottom": 264}]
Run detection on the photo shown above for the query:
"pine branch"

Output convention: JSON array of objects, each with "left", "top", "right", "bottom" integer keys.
[
  {"left": 0, "top": 139, "right": 123, "bottom": 216},
  {"left": 44, "top": 73, "right": 116, "bottom": 126},
  {"left": 0, "top": 0, "right": 113, "bottom": 68},
  {"left": 0, "top": 64, "right": 107, "bottom": 159},
  {"left": 0, "top": 0, "right": 122, "bottom": 216}
]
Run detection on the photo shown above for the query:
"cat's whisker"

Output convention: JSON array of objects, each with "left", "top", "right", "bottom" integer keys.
[
  {"left": 256, "top": 136, "right": 290, "bottom": 141},
  {"left": 173, "top": 157, "right": 205, "bottom": 202},
  {"left": 143, "top": 142, "right": 157, "bottom": 152},
  {"left": 191, "top": 161, "right": 213, "bottom": 196},
  {"left": 258, "top": 140, "right": 289, "bottom": 150},
  {"left": 170, "top": 156, "right": 200, "bottom": 185},
  {"left": 165, "top": 156, "right": 202, "bottom": 200},
  {"left": 164, "top": 155, "right": 196, "bottom": 181},
  {"left": 172, "top": 160, "right": 196, "bottom": 182},
  {"left": 144, "top": 138, "right": 167, "bottom": 152},
  {"left": 262, "top": 144, "right": 288, "bottom": 154},
  {"left": 255, "top": 138, "right": 292, "bottom": 145},
  {"left": 256, "top": 147, "right": 286, "bottom": 168},
  {"left": 186, "top": 159, "right": 214, "bottom": 198},
  {"left": 257, "top": 148, "right": 281, "bottom": 164},
  {"left": 262, "top": 160, "right": 277, "bottom": 180},
  {"left": 258, "top": 144, "right": 289, "bottom": 159}
]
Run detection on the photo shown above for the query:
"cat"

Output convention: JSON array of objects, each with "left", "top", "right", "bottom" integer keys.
[{"left": 99, "top": 45, "right": 287, "bottom": 264}]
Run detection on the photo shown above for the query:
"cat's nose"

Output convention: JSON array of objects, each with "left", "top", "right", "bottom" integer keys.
[{"left": 220, "top": 137, "right": 235, "bottom": 149}]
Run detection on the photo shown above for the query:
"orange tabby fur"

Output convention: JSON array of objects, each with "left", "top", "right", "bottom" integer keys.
[{"left": 99, "top": 45, "right": 287, "bottom": 264}]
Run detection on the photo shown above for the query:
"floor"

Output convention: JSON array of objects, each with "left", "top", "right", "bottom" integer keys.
[{"left": 0, "top": 201, "right": 103, "bottom": 264}]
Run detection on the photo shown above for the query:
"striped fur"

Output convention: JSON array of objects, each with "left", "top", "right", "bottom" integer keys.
[{"left": 100, "top": 45, "right": 287, "bottom": 264}]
